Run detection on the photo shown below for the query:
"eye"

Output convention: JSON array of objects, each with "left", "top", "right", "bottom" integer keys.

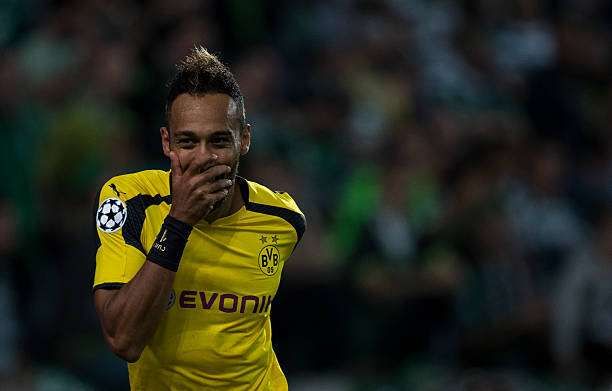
[
  {"left": 211, "top": 135, "right": 232, "bottom": 146},
  {"left": 176, "top": 138, "right": 196, "bottom": 149}
]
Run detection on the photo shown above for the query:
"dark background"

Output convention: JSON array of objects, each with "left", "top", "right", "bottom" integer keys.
[{"left": 1, "top": 0, "right": 611, "bottom": 390}]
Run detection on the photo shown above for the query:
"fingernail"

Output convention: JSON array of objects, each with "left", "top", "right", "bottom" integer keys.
[{"left": 212, "top": 154, "right": 218, "bottom": 159}]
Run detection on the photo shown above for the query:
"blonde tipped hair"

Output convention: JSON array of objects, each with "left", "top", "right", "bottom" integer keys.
[
  {"left": 178, "top": 47, "right": 223, "bottom": 73},
  {"left": 165, "top": 46, "right": 245, "bottom": 129}
]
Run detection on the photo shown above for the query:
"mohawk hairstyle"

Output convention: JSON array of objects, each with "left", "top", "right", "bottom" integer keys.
[{"left": 165, "top": 47, "right": 245, "bottom": 129}]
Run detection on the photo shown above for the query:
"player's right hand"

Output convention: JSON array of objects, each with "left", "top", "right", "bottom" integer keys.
[{"left": 167, "top": 151, "right": 233, "bottom": 226}]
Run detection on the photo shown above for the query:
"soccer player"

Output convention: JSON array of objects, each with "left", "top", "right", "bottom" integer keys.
[{"left": 92, "top": 47, "right": 305, "bottom": 390}]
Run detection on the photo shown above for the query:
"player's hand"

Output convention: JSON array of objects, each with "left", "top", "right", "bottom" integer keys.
[{"left": 168, "top": 151, "right": 233, "bottom": 226}]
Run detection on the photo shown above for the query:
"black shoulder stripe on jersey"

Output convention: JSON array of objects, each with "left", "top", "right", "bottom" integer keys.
[
  {"left": 237, "top": 175, "right": 250, "bottom": 203},
  {"left": 93, "top": 188, "right": 102, "bottom": 250},
  {"left": 123, "top": 194, "right": 172, "bottom": 254},
  {"left": 93, "top": 282, "right": 125, "bottom": 291},
  {"left": 236, "top": 176, "right": 306, "bottom": 246},
  {"left": 246, "top": 202, "right": 306, "bottom": 244}
]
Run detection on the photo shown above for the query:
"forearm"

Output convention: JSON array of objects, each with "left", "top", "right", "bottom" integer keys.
[
  {"left": 98, "top": 215, "right": 192, "bottom": 362},
  {"left": 101, "top": 261, "right": 175, "bottom": 361}
]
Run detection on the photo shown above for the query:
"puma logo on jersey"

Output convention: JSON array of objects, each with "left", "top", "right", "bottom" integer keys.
[{"left": 109, "top": 183, "right": 127, "bottom": 198}]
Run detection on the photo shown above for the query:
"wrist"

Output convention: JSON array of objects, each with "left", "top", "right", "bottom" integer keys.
[
  {"left": 168, "top": 209, "right": 196, "bottom": 227},
  {"left": 147, "top": 215, "right": 193, "bottom": 272}
]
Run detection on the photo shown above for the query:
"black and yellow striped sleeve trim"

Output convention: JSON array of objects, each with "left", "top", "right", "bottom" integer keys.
[
  {"left": 122, "top": 194, "right": 172, "bottom": 254},
  {"left": 93, "top": 183, "right": 172, "bottom": 256}
]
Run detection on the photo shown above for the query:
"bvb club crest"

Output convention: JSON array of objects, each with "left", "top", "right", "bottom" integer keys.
[{"left": 257, "top": 235, "right": 280, "bottom": 276}]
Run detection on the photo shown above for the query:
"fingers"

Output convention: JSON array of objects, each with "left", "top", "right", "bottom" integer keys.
[
  {"left": 191, "top": 176, "right": 233, "bottom": 200},
  {"left": 184, "top": 153, "right": 219, "bottom": 177},
  {"left": 169, "top": 151, "right": 183, "bottom": 177},
  {"left": 206, "top": 178, "right": 233, "bottom": 193},
  {"left": 210, "top": 187, "right": 230, "bottom": 201},
  {"left": 190, "top": 179, "right": 231, "bottom": 213},
  {"left": 205, "top": 186, "right": 231, "bottom": 207},
  {"left": 191, "top": 164, "right": 232, "bottom": 186},
  {"left": 192, "top": 172, "right": 232, "bottom": 200}
]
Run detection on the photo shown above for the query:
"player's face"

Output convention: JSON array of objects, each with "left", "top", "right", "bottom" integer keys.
[{"left": 161, "top": 93, "right": 250, "bottom": 180}]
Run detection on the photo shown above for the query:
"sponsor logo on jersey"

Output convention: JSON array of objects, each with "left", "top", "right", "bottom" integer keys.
[
  {"left": 175, "top": 290, "right": 273, "bottom": 314},
  {"left": 96, "top": 198, "right": 128, "bottom": 233}
]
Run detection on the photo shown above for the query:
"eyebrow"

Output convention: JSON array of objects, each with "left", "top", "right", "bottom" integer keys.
[
  {"left": 173, "top": 129, "right": 234, "bottom": 138},
  {"left": 209, "top": 130, "right": 233, "bottom": 137},
  {"left": 173, "top": 130, "right": 198, "bottom": 138}
]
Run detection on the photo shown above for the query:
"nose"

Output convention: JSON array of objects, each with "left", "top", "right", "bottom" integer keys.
[{"left": 192, "top": 143, "right": 218, "bottom": 172}]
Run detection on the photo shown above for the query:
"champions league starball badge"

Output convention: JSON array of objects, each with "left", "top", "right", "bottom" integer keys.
[{"left": 96, "top": 198, "right": 128, "bottom": 233}]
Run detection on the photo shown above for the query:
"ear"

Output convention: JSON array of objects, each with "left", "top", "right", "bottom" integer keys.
[
  {"left": 160, "top": 127, "right": 171, "bottom": 158},
  {"left": 240, "top": 124, "right": 251, "bottom": 156}
]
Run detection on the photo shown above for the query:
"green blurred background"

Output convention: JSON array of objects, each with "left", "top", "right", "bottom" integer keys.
[{"left": 1, "top": 0, "right": 611, "bottom": 390}]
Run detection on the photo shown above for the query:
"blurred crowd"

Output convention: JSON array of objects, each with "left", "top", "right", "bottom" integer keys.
[{"left": 1, "top": 0, "right": 611, "bottom": 390}]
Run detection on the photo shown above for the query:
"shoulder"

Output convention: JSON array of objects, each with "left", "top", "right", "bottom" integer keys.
[
  {"left": 242, "top": 177, "right": 303, "bottom": 215},
  {"left": 238, "top": 176, "right": 306, "bottom": 241},
  {"left": 97, "top": 169, "right": 170, "bottom": 203},
  {"left": 94, "top": 169, "right": 170, "bottom": 252}
]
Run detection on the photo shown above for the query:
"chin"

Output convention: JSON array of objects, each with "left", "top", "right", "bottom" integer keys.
[
  {"left": 215, "top": 163, "right": 239, "bottom": 182},
  {"left": 213, "top": 198, "right": 227, "bottom": 211},
  {"left": 213, "top": 188, "right": 232, "bottom": 211}
]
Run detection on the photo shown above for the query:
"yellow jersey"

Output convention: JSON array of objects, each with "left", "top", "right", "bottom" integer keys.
[{"left": 93, "top": 169, "right": 305, "bottom": 390}]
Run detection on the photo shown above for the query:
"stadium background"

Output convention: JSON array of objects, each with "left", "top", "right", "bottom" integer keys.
[{"left": 1, "top": 0, "right": 611, "bottom": 390}]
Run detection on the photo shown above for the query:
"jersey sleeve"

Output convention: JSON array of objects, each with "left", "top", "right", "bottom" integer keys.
[
  {"left": 274, "top": 191, "right": 306, "bottom": 252},
  {"left": 93, "top": 178, "right": 147, "bottom": 290}
]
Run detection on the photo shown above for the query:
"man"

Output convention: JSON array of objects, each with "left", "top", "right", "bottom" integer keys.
[{"left": 92, "top": 47, "right": 305, "bottom": 390}]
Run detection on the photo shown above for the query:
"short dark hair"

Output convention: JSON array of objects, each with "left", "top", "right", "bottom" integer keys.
[{"left": 165, "top": 47, "right": 245, "bottom": 129}]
